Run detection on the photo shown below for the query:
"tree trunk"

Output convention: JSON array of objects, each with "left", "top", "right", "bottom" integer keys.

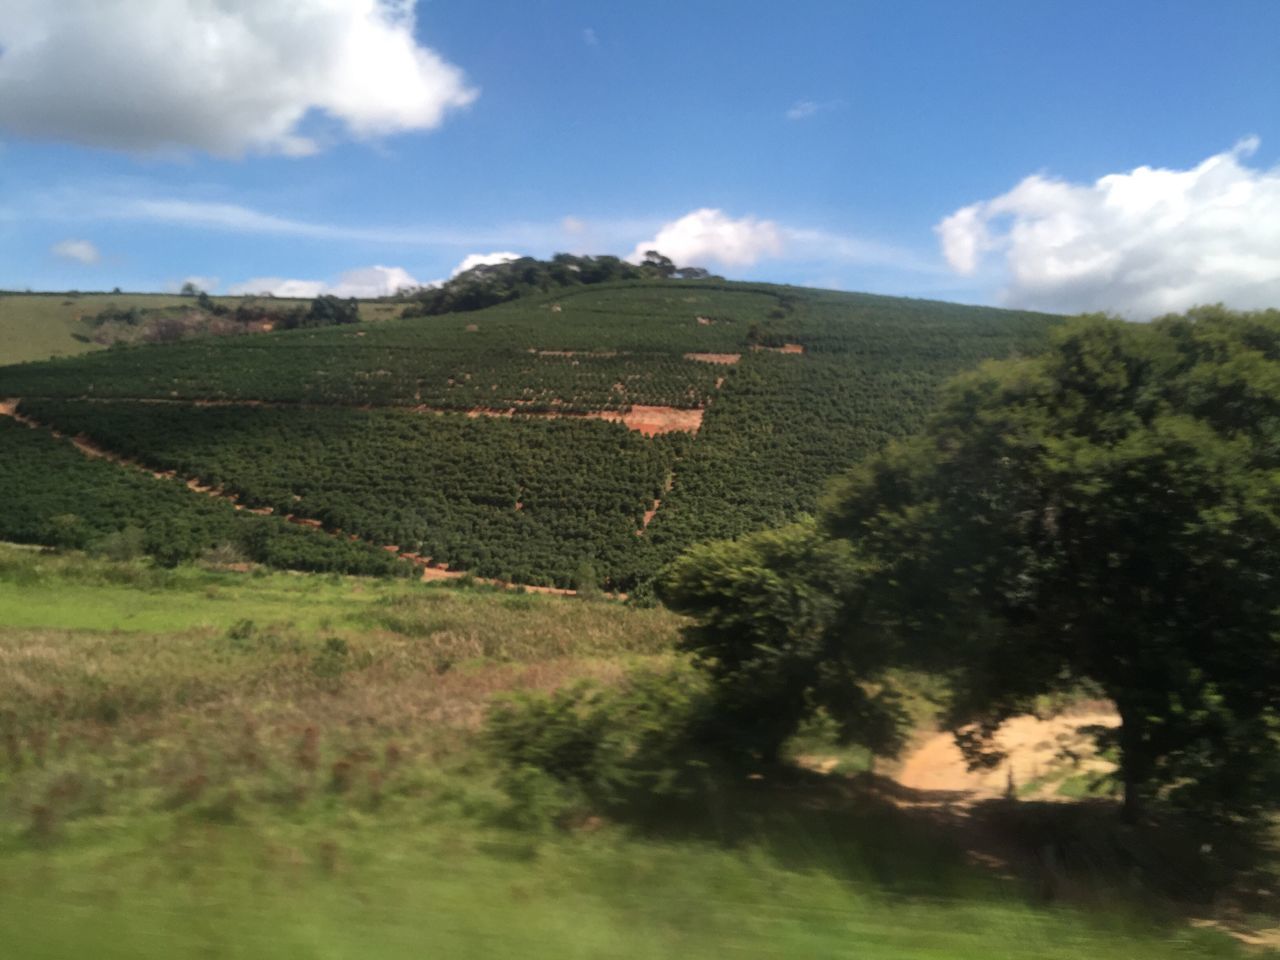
[{"left": 1116, "top": 699, "right": 1148, "bottom": 824}]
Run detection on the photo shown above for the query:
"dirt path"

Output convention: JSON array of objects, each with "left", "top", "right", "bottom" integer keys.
[
  {"left": 895, "top": 709, "right": 1118, "bottom": 800},
  {"left": 1, "top": 399, "right": 598, "bottom": 597}
]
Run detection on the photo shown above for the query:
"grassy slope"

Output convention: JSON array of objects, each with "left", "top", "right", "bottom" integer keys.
[
  {"left": 0, "top": 545, "right": 1259, "bottom": 959},
  {"left": 0, "top": 293, "right": 176, "bottom": 364},
  {"left": 0, "top": 292, "right": 398, "bottom": 365}
]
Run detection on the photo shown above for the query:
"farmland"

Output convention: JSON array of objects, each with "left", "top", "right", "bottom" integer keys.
[{"left": 0, "top": 280, "right": 1056, "bottom": 589}]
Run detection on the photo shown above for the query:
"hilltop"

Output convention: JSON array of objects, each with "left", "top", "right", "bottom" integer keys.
[{"left": 0, "top": 279, "right": 1058, "bottom": 589}]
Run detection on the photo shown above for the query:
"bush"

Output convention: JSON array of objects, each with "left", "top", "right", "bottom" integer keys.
[
  {"left": 91, "top": 525, "right": 145, "bottom": 562},
  {"left": 485, "top": 667, "right": 711, "bottom": 825}
]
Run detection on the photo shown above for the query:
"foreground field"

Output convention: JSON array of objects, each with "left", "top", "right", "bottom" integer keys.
[{"left": 1, "top": 546, "right": 1271, "bottom": 958}]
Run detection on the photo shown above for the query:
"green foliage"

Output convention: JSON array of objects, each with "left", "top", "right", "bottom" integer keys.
[
  {"left": 1, "top": 279, "right": 1058, "bottom": 588},
  {"left": 275, "top": 294, "right": 360, "bottom": 330},
  {"left": 401, "top": 252, "right": 713, "bottom": 317},
  {"left": 822, "top": 307, "right": 1280, "bottom": 820},
  {"left": 486, "top": 668, "right": 711, "bottom": 822},
  {"left": 18, "top": 402, "right": 684, "bottom": 589},
  {"left": 658, "top": 521, "right": 907, "bottom": 763},
  {"left": 0, "top": 419, "right": 408, "bottom": 577},
  {"left": 0, "top": 544, "right": 1266, "bottom": 959},
  {"left": 90, "top": 525, "right": 146, "bottom": 562}
]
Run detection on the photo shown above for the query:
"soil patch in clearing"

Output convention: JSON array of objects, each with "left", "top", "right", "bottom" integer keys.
[
  {"left": 532, "top": 349, "right": 619, "bottom": 358},
  {"left": 595, "top": 405, "right": 704, "bottom": 436},
  {"left": 683, "top": 352, "right": 741, "bottom": 365},
  {"left": 895, "top": 708, "right": 1118, "bottom": 800},
  {"left": 752, "top": 343, "right": 806, "bottom": 355}
]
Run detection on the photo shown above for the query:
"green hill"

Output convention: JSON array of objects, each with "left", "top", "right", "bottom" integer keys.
[
  {"left": 0, "top": 281, "right": 1059, "bottom": 587},
  {"left": 0, "top": 291, "right": 401, "bottom": 365}
]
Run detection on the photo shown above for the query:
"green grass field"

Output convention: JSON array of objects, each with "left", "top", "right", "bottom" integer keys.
[
  {"left": 0, "top": 292, "right": 399, "bottom": 365},
  {"left": 0, "top": 545, "right": 1269, "bottom": 959}
]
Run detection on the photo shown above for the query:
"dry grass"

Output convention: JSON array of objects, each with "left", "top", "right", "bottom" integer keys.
[{"left": 0, "top": 548, "right": 683, "bottom": 844}]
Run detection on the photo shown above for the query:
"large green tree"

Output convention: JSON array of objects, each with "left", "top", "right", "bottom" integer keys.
[
  {"left": 822, "top": 308, "right": 1280, "bottom": 820},
  {"left": 658, "top": 522, "right": 906, "bottom": 764}
]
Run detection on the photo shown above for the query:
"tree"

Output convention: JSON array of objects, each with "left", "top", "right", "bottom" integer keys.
[
  {"left": 639, "top": 250, "right": 676, "bottom": 279},
  {"left": 302, "top": 295, "right": 360, "bottom": 328},
  {"left": 657, "top": 521, "right": 906, "bottom": 764},
  {"left": 179, "top": 281, "right": 202, "bottom": 297},
  {"left": 822, "top": 309, "right": 1280, "bottom": 820}
]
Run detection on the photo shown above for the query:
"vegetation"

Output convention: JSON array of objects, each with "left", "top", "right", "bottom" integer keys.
[
  {"left": 655, "top": 522, "right": 908, "bottom": 763},
  {"left": 16, "top": 401, "right": 685, "bottom": 588},
  {"left": 0, "top": 418, "right": 407, "bottom": 576},
  {"left": 0, "top": 291, "right": 403, "bottom": 365},
  {"left": 401, "top": 251, "right": 715, "bottom": 316},
  {"left": 1, "top": 280, "right": 1058, "bottom": 587},
  {"left": 646, "top": 307, "right": 1280, "bottom": 825},
  {"left": 820, "top": 308, "right": 1280, "bottom": 822},
  {"left": 0, "top": 545, "right": 1266, "bottom": 958}
]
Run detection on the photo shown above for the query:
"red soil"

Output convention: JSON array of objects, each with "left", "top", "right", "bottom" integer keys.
[
  {"left": 593, "top": 405, "right": 704, "bottom": 436},
  {"left": 683, "top": 352, "right": 741, "bottom": 365},
  {"left": 751, "top": 343, "right": 806, "bottom": 354}
]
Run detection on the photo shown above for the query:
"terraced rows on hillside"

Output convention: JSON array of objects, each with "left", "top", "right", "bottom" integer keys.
[{"left": 0, "top": 281, "right": 1059, "bottom": 588}]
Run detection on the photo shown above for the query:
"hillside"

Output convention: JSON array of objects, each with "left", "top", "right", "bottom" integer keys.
[
  {"left": 0, "top": 281, "right": 1058, "bottom": 588},
  {"left": 0, "top": 291, "right": 402, "bottom": 365}
]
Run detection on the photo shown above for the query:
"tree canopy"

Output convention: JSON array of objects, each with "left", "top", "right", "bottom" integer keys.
[
  {"left": 401, "top": 253, "right": 719, "bottom": 317},
  {"left": 819, "top": 308, "right": 1280, "bottom": 819},
  {"left": 658, "top": 522, "right": 906, "bottom": 763},
  {"left": 654, "top": 307, "right": 1280, "bottom": 820}
]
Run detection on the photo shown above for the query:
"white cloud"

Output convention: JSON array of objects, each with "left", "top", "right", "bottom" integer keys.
[
  {"left": 450, "top": 251, "right": 522, "bottom": 277},
  {"left": 0, "top": 0, "right": 477, "bottom": 157},
  {"left": 228, "top": 264, "right": 419, "bottom": 298},
  {"left": 936, "top": 138, "right": 1280, "bottom": 317},
  {"left": 785, "top": 99, "right": 840, "bottom": 121},
  {"left": 51, "top": 238, "right": 99, "bottom": 264},
  {"left": 583, "top": 27, "right": 598, "bottom": 46},
  {"left": 630, "top": 209, "right": 784, "bottom": 268}
]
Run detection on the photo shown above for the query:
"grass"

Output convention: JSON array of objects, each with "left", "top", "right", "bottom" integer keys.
[
  {"left": 0, "top": 545, "right": 1270, "bottom": 958},
  {"left": 0, "top": 292, "right": 396, "bottom": 365},
  {"left": 0, "top": 292, "right": 169, "bottom": 364}
]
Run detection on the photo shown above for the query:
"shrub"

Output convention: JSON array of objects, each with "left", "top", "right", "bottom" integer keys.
[{"left": 485, "top": 667, "right": 710, "bottom": 825}]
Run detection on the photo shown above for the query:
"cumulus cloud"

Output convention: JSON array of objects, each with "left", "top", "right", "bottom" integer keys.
[
  {"left": 0, "top": 0, "right": 477, "bottom": 156},
  {"left": 51, "top": 239, "right": 100, "bottom": 264},
  {"left": 629, "top": 209, "right": 784, "bottom": 268},
  {"left": 229, "top": 265, "right": 420, "bottom": 298},
  {"left": 936, "top": 139, "right": 1280, "bottom": 317},
  {"left": 450, "top": 251, "right": 522, "bottom": 277}
]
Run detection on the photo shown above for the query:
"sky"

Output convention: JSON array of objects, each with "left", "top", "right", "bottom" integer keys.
[{"left": 1, "top": 0, "right": 1278, "bottom": 317}]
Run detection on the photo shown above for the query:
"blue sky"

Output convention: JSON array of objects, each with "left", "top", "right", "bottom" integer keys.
[{"left": 2, "top": 0, "right": 1278, "bottom": 315}]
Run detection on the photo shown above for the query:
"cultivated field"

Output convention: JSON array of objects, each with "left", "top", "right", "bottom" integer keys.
[{"left": 0, "top": 281, "right": 1058, "bottom": 590}]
